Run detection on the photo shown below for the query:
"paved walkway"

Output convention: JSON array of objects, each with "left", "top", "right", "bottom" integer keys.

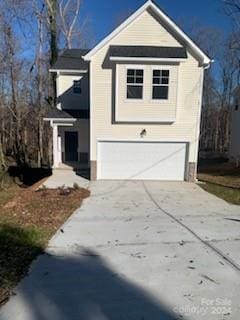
[
  {"left": 1, "top": 181, "right": 240, "bottom": 320},
  {"left": 42, "top": 169, "right": 90, "bottom": 189}
]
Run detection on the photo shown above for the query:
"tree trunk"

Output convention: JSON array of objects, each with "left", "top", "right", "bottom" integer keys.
[
  {"left": 0, "top": 134, "right": 6, "bottom": 171},
  {"left": 46, "top": 0, "right": 58, "bottom": 103}
]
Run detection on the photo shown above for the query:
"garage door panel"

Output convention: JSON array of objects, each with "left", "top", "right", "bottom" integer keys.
[{"left": 98, "top": 141, "right": 187, "bottom": 181}]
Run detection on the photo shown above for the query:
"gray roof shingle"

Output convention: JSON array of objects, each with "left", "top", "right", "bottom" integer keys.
[
  {"left": 45, "top": 108, "right": 89, "bottom": 119},
  {"left": 51, "top": 49, "right": 90, "bottom": 71},
  {"left": 46, "top": 109, "right": 74, "bottom": 119},
  {"left": 108, "top": 46, "right": 187, "bottom": 59},
  {"left": 51, "top": 46, "right": 187, "bottom": 71}
]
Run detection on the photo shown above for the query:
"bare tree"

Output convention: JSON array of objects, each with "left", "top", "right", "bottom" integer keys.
[
  {"left": 33, "top": 2, "right": 46, "bottom": 167},
  {"left": 44, "top": 0, "right": 58, "bottom": 66},
  {"left": 0, "top": 0, "right": 90, "bottom": 171},
  {"left": 185, "top": 20, "right": 239, "bottom": 156},
  {"left": 59, "top": 0, "right": 81, "bottom": 48},
  {"left": 224, "top": 0, "right": 240, "bottom": 28}
]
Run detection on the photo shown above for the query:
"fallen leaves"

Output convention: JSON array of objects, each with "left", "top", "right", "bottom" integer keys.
[{"left": 0, "top": 184, "right": 90, "bottom": 306}]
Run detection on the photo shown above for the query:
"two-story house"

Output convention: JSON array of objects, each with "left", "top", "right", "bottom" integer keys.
[{"left": 44, "top": 0, "right": 212, "bottom": 182}]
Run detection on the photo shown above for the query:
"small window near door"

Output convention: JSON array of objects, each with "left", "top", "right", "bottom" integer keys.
[
  {"left": 152, "top": 70, "right": 169, "bottom": 100},
  {"left": 73, "top": 80, "right": 81, "bottom": 94},
  {"left": 127, "top": 69, "right": 144, "bottom": 99}
]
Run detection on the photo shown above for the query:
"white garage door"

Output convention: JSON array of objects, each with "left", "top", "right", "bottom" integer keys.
[{"left": 98, "top": 141, "right": 187, "bottom": 181}]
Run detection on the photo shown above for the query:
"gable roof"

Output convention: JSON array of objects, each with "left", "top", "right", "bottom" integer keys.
[
  {"left": 108, "top": 45, "right": 187, "bottom": 59},
  {"left": 83, "top": 0, "right": 212, "bottom": 67},
  {"left": 50, "top": 49, "right": 90, "bottom": 72}
]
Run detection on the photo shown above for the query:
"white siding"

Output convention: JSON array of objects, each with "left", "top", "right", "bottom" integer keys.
[
  {"left": 57, "top": 73, "right": 89, "bottom": 110},
  {"left": 111, "top": 9, "right": 180, "bottom": 47},
  {"left": 116, "top": 63, "right": 179, "bottom": 122},
  {"left": 90, "top": 8, "right": 204, "bottom": 164}
]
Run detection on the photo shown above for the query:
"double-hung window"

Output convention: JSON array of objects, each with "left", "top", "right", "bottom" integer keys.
[
  {"left": 152, "top": 70, "right": 169, "bottom": 100},
  {"left": 127, "top": 69, "right": 144, "bottom": 99}
]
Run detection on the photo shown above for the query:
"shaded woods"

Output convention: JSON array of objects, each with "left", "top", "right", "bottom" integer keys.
[
  {"left": 0, "top": 0, "right": 240, "bottom": 172},
  {"left": 199, "top": 28, "right": 240, "bottom": 157},
  {"left": 0, "top": 0, "right": 90, "bottom": 171}
]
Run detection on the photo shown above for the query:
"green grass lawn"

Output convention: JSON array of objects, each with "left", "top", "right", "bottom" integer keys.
[
  {"left": 198, "top": 162, "right": 240, "bottom": 189},
  {"left": 0, "top": 224, "right": 45, "bottom": 305},
  {"left": 198, "top": 161, "right": 240, "bottom": 205},
  {"left": 200, "top": 182, "right": 240, "bottom": 205}
]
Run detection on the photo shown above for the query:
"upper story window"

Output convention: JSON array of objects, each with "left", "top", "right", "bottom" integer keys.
[
  {"left": 73, "top": 80, "right": 82, "bottom": 94},
  {"left": 152, "top": 70, "right": 169, "bottom": 100},
  {"left": 127, "top": 69, "right": 144, "bottom": 99}
]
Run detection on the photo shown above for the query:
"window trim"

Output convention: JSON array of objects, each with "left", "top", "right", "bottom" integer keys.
[
  {"left": 115, "top": 64, "right": 179, "bottom": 123},
  {"left": 126, "top": 67, "right": 144, "bottom": 101},
  {"left": 151, "top": 68, "right": 170, "bottom": 101}
]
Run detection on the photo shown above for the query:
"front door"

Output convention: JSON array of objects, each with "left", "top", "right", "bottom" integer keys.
[{"left": 65, "top": 131, "right": 78, "bottom": 162}]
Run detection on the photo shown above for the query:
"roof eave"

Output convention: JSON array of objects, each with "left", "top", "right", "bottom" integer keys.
[
  {"left": 49, "top": 69, "right": 88, "bottom": 74},
  {"left": 83, "top": 1, "right": 151, "bottom": 61},
  {"left": 148, "top": 2, "right": 212, "bottom": 66},
  {"left": 109, "top": 57, "right": 186, "bottom": 62},
  {"left": 83, "top": 0, "right": 212, "bottom": 67},
  {"left": 43, "top": 117, "right": 77, "bottom": 122}
]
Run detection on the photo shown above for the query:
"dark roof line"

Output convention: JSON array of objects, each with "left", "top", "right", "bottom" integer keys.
[
  {"left": 51, "top": 49, "right": 90, "bottom": 71},
  {"left": 45, "top": 108, "right": 89, "bottom": 120},
  {"left": 108, "top": 45, "right": 187, "bottom": 59}
]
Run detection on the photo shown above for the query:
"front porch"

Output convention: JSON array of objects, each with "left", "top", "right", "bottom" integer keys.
[
  {"left": 53, "top": 120, "right": 89, "bottom": 169},
  {"left": 42, "top": 117, "right": 90, "bottom": 188},
  {"left": 44, "top": 109, "right": 90, "bottom": 178}
]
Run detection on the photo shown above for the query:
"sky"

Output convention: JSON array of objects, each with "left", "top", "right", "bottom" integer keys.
[{"left": 81, "top": 0, "right": 233, "bottom": 45}]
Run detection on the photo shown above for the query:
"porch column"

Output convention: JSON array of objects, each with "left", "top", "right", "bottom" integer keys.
[{"left": 52, "top": 124, "right": 59, "bottom": 168}]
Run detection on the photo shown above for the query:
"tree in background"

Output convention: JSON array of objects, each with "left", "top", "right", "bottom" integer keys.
[
  {"left": 1, "top": 0, "right": 240, "bottom": 170},
  {"left": 0, "top": 0, "right": 87, "bottom": 170},
  {"left": 184, "top": 16, "right": 240, "bottom": 157}
]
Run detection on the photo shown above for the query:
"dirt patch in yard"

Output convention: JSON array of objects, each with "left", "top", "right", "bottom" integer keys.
[
  {"left": 198, "top": 173, "right": 240, "bottom": 189},
  {"left": 198, "top": 162, "right": 240, "bottom": 189},
  {"left": 0, "top": 183, "right": 90, "bottom": 306}
]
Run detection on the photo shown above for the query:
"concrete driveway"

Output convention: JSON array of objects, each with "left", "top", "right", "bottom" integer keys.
[{"left": 1, "top": 181, "right": 240, "bottom": 320}]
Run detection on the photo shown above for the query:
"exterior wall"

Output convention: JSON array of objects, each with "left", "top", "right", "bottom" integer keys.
[
  {"left": 229, "top": 98, "right": 240, "bottom": 161},
  {"left": 58, "top": 119, "right": 90, "bottom": 163},
  {"left": 57, "top": 73, "right": 89, "bottom": 110},
  {"left": 115, "top": 63, "right": 179, "bottom": 122},
  {"left": 90, "top": 7, "right": 204, "bottom": 180},
  {"left": 111, "top": 9, "right": 180, "bottom": 47}
]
